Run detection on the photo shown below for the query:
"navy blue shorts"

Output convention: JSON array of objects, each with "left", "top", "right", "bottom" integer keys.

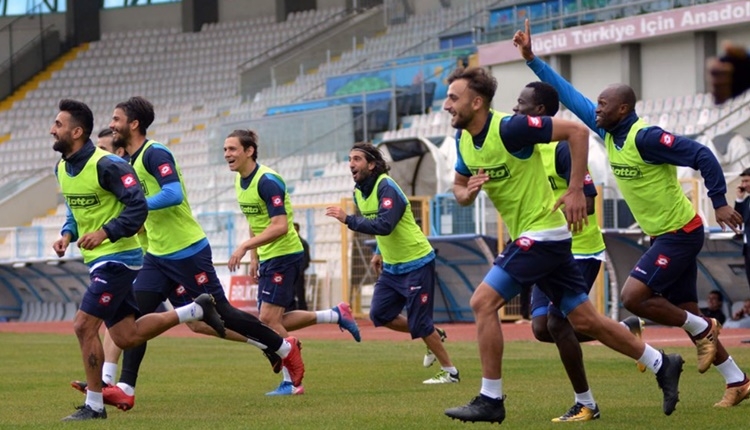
[
  {"left": 133, "top": 244, "right": 225, "bottom": 306},
  {"left": 80, "top": 262, "right": 140, "bottom": 328},
  {"left": 257, "top": 253, "right": 303, "bottom": 309},
  {"left": 369, "top": 259, "right": 436, "bottom": 339},
  {"left": 530, "top": 258, "right": 601, "bottom": 319},
  {"left": 487, "top": 237, "right": 589, "bottom": 317},
  {"left": 629, "top": 226, "right": 704, "bottom": 305}
]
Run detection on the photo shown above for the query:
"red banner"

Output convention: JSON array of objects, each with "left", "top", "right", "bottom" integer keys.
[{"left": 228, "top": 275, "right": 258, "bottom": 316}]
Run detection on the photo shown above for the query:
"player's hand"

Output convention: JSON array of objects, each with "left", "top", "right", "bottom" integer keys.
[
  {"left": 512, "top": 19, "right": 535, "bottom": 61},
  {"left": 466, "top": 168, "right": 489, "bottom": 195},
  {"left": 77, "top": 230, "right": 107, "bottom": 250},
  {"left": 53, "top": 235, "right": 71, "bottom": 257},
  {"left": 715, "top": 205, "right": 743, "bottom": 234},
  {"left": 325, "top": 206, "right": 347, "bottom": 223},
  {"left": 707, "top": 42, "right": 748, "bottom": 104},
  {"left": 228, "top": 247, "right": 246, "bottom": 272},
  {"left": 554, "top": 188, "right": 588, "bottom": 233},
  {"left": 249, "top": 259, "right": 259, "bottom": 283},
  {"left": 370, "top": 254, "right": 383, "bottom": 276}
]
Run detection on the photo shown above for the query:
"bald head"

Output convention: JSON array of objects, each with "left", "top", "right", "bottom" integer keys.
[{"left": 595, "top": 84, "right": 637, "bottom": 130}]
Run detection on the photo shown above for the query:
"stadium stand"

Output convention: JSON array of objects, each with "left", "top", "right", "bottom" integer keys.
[{"left": 1, "top": 0, "right": 750, "bottom": 321}]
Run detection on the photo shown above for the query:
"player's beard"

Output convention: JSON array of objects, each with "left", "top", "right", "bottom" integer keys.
[
  {"left": 53, "top": 135, "right": 73, "bottom": 155},
  {"left": 112, "top": 128, "right": 129, "bottom": 149}
]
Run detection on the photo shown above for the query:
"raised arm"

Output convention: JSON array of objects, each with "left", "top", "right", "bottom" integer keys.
[{"left": 513, "top": 19, "right": 604, "bottom": 138}]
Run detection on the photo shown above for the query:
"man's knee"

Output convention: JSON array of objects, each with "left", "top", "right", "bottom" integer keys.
[{"left": 531, "top": 317, "right": 553, "bottom": 343}]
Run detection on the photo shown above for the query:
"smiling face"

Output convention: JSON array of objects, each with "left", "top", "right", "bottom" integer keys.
[
  {"left": 349, "top": 149, "right": 374, "bottom": 184},
  {"left": 513, "top": 86, "right": 545, "bottom": 116},
  {"left": 223, "top": 136, "right": 254, "bottom": 175},
  {"left": 595, "top": 86, "right": 628, "bottom": 130},
  {"left": 443, "top": 78, "right": 484, "bottom": 131},
  {"left": 50, "top": 111, "right": 79, "bottom": 156},
  {"left": 109, "top": 107, "right": 133, "bottom": 148}
]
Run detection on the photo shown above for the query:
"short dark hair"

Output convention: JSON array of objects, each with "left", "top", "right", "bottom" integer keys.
[
  {"left": 58, "top": 99, "right": 93, "bottom": 141},
  {"left": 525, "top": 82, "right": 560, "bottom": 116},
  {"left": 446, "top": 67, "right": 497, "bottom": 106},
  {"left": 226, "top": 129, "right": 259, "bottom": 161},
  {"left": 741, "top": 167, "right": 750, "bottom": 177},
  {"left": 351, "top": 142, "right": 389, "bottom": 178},
  {"left": 709, "top": 290, "right": 724, "bottom": 302},
  {"left": 115, "top": 96, "right": 154, "bottom": 135},
  {"left": 97, "top": 128, "right": 113, "bottom": 138}
]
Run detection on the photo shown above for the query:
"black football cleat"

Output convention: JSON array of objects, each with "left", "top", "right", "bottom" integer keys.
[{"left": 445, "top": 395, "right": 506, "bottom": 424}]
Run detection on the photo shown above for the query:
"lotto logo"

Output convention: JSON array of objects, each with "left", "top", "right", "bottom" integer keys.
[
  {"left": 158, "top": 163, "right": 174, "bottom": 177},
  {"left": 381, "top": 198, "right": 393, "bottom": 209},
  {"left": 175, "top": 285, "right": 186, "bottom": 296},
  {"left": 659, "top": 132, "right": 674, "bottom": 147},
  {"left": 655, "top": 254, "right": 670, "bottom": 268},
  {"left": 516, "top": 237, "right": 534, "bottom": 251},
  {"left": 527, "top": 116, "right": 542, "bottom": 128},
  {"left": 99, "top": 293, "right": 113, "bottom": 306},
  {"left": 272, "top": 273, "right": 284, "bottom": 285},
  {"left": 420, "top": 293, "right": 428, "bottom": 304},
  {"left": 195, "top": 272, "right": 208, "bottom": 285},
  {"left": 121, "top": 173, "right": 137, "bottom": 188},
  {"left": 271, "top": 195, "right": 283, "bottom": 207}
]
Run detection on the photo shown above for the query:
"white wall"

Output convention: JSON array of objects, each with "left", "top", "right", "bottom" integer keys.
[
  {"left": 100, "top": 3, "right": 181, "bottom": 33},
  {"left": 717, "top": 23, "right": 750, "bottom": 51},
  {"left": 570, "top": 47, "right": 621, "bottom": 102},
  {"left": 219, "top": 0, "right": 276, "bottom": 23},
  {"left": 640, "top": 34, "right": 696, "bottom": 100},
  {"left": 489, "top": 60, "right": 539, "bottom": 112}
]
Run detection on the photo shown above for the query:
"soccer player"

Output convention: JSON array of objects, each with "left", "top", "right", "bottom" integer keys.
[
  {"left": 514, "top": 81, "right": 613, "bottom": 422},
  {"left": 737, "top": 168, "right": 750, "bottom": 295},
  {"left": 707, "top": 42, "right": 750, "bottom": 104},
  {"left": 224, "top": 129, "right": 361, "bottom": 396},
  {"left": 86, "top": 97, "right": 304, "bottom": 409},
  {"left": 325, "top": 142, "right": 460, "bottom": 385},
  {"left": 96, "top": 128, "right": 126, "bottom": 159},
  {"left": 51, "top": 99, "right": 224, "bottom": 421},
  {"left": 441, "top": 67, "right": 685, "bottom": 424},
  {"left": 515, "top": 18, "right": 750, "bottom": 407}
]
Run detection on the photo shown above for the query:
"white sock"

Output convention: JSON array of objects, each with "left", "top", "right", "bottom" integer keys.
[
  {"left": 715, "top": 356, "right": 746, "bottom": 385},
  {"left": 276, "top": 339, "right": 292, "bottom": 358},
  {"left": 281, "top": 367, "right": 292, "bottom": 383},
  {"left": 175, "top": 303, "right": 202, "bottom": 323},
  {"left": 102, "top": 362, "right": 118, "bottom": 386},
  {"left": 638, "top": 345, "right": 663, "bottom": 374},
  {"left": 574, "top": 389, "right": 596, "bottom": 409},
  {"left": 316, "top": 309, "right": 337, "bottom": 324},
  {"left": 479, "top": 377, "right": 503, "bottom": 400},
  {"left": 442, "top": 366, "right": 458, "bottom": 375},
  {"left": 85, "top": 390, "right": 104, "bottom": 412},
  {"left": 682, "top": 312, "right": 708, "bottom": 336},
  {"left": 116, "top": 382, "right": 135, "bottom": 396}
]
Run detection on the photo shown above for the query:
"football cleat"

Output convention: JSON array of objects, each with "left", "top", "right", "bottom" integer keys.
[
  {"left": 714, "top": 377, "right": 750, "bottom": 407},
  {"left": 694, "top": 317, "right": 720, "bottom": 374},
  {"left": 282, "top": 336, "right": 305, "bottom": 387},
  {"left": 332, "top": 302, "right": 361, "bottom": 342},
  {"left": 551, "top": 403, "right": 600, "bottom": 422},
  {"left": 194, "top": 293, "right": 226, "bottom": 338},
  {"left": 264, "top": 350, "right": 282, "bottom": 374},
  {"left": 102, "top": 385, "right": 135, "bottom": 411},
  {"left": 61, "top": 404, "right": 107, "bottom": 421},
  {"left": 656, "top": 352, "right": 684, "bottom": 416},
  {"left": 265, "top": 381, "right": 304, "bottom": 396},
  {"left": 445, "top": 395, "right": 506, "bottom": 424},
  {"left": 423, "top": 327, "right": 447, "bottom": 368},
  {"left": 423, "top": 370, "right": 460, "bottom": 384}
]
